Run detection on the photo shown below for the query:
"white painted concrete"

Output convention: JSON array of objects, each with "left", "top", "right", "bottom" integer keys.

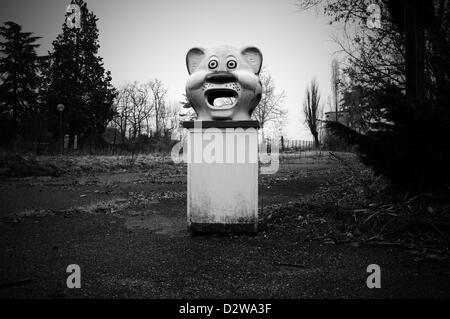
[{"left": 186, "top": 127, "right": 258, "bottom": 232}]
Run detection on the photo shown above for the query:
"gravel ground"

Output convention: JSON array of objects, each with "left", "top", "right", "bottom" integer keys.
[{"left": 0, "top": 155, "right": 449, "bottom": 298}]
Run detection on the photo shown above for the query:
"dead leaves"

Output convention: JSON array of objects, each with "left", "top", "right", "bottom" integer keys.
[{"left": 259, "top": 159, "right": 450, "bottom": 262}]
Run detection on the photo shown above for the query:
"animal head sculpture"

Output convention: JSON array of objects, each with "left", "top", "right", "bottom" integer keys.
[{"left": 185, "top": 45, "right": 263, "bottom": 121}]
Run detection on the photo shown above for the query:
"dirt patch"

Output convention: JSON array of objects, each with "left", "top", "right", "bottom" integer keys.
[
  {"left": 0, "top": 155, "right": 61, "bottom": 177},
  {"left": 125, "top": 214, "right": 188, "bottom": 237}
]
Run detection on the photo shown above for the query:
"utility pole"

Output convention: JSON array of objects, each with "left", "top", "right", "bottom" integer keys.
[{"left": 57, "top": 103, "right": 65, "bottom": 155}]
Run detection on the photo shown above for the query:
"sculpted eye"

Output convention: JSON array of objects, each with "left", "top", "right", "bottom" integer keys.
[
  {"left": 227, "top": 59, "right": 237, "bottom": 69},
  {"left": 208, "top": 59, "right": 218, "bottom": 69}
]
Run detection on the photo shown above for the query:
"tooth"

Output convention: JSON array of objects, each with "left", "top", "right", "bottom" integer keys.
[{"left": 213, "top": 97, "right": 235, "bottom": 107}]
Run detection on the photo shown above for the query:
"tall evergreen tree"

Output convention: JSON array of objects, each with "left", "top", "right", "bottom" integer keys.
[
  {"left": 44, "top": 0, "right": 116, "bottom": 147},
  {"left": 0, "top": 21, "right": 42, "bottom": 147}
]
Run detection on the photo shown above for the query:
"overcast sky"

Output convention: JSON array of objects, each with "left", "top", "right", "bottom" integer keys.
[{"left": 0, "top": 0, "right": 343, "bottom": 140}]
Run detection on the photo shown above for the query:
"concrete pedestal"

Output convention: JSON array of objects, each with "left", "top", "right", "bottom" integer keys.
[{"left": 182, "top": 121, "right": 259, "bottom": 233}]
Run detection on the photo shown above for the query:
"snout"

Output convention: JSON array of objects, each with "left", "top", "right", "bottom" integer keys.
[{"left": 205, "top": 72, "right": 237, "bottom": 84}]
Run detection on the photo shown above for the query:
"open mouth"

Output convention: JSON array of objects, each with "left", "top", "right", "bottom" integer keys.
[{"left": 205, "top": 89, "right": 238, "bottom": 110}]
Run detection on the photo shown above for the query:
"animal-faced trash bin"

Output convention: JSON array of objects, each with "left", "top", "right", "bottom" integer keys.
[{"left": 182, "top": 45, "right": 263, "bottom": 233}]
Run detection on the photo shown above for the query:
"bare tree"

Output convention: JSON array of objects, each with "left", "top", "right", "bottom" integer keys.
[
  {"left": 148, "top": 79, "right": 168, "bottom": 137},
  {"left": 112, "top": 83, "right": 133, "bottom": 144},
  {"left": 179, "top": 94, "right": 197, "bottom": 121},
  {"left": 252, "top": 69, "right": 286, "bottom": 141},
  {"left": 128, "top": 81, "right": 153, "bottom": 141},
  {"left": 303, "top": 78, "right": 322, "bottom": 148},
  {"left": 112, "top": 80, "right": 173, "bottom": 144},
  {"left": 161, "top": 101, "right": 182, "bottom": 138}
]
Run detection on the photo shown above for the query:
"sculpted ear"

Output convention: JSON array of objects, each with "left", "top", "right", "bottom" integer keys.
[
  {"left": 186, "top": 47, "right": 206, "bottom": 74},
  {"left": 240, "top": 46, "right": 263, "bottom": 74}
]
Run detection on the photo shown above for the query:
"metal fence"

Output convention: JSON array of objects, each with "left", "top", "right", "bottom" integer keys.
[
  {"left": 259, "top": 138, "right": 315, "bottom": 154},
  {"left": 282, "top": 139, "right": 315, "bottom": 151}
]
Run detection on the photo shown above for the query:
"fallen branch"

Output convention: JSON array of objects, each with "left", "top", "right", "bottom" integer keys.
[
  {"left": 274, "top": 262, "right": 306, "bottom": 268},
  {"left": 0, "top": 278, "right": 32, "bottom": 289}
]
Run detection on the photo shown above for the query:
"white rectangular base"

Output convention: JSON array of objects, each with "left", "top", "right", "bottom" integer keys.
[{"left": 186, "top": 127, "right": 258, "bottom": 233}]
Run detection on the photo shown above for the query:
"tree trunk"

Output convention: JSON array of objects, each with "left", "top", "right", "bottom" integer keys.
[
  {"left": 404, "top": 0, "right": 425, "bottom": 104},
  {"left": 313, "top": 133, "right": 320, "bottom": 149},
  {"left": 260, "top": 126, "right": 266, "bottom": 152}
]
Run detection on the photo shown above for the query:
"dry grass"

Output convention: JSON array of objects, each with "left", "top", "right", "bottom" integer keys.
[
  {"left": 8, "top": 190, "right": 186, "bottom": 222},
  {"left": 260, "top": 154, "right": 450, "bottom": 260},
  {"left": 0, "top": 154, "right": 180, "bottom": 177}
]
